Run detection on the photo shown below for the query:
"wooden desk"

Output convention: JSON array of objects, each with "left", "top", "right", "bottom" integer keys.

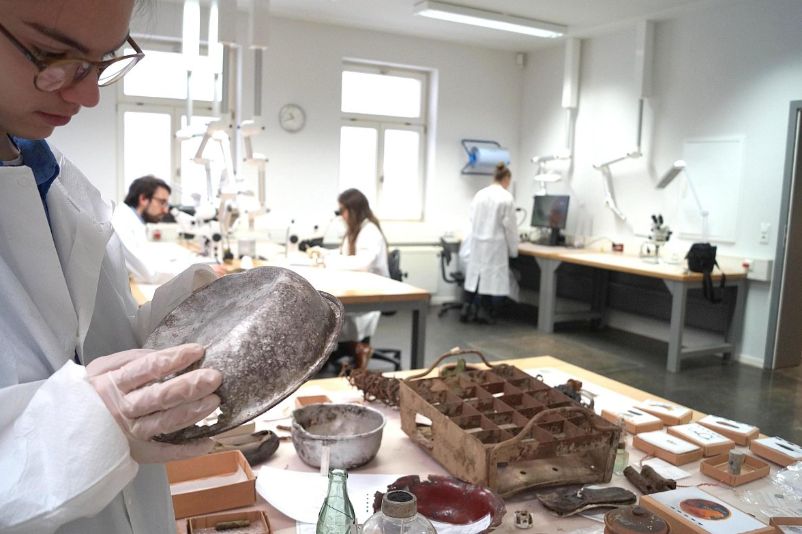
[
  {"left": 131, "top": 266, "right": 431, "bottom": 369},
  {"left": 176, "top": 355, "right": 776, "bottom": 533},
  {"left": 518, "top": 244, "right": 748, "bottom": 372}
]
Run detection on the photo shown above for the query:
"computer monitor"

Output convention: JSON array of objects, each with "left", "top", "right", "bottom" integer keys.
[{"left": 531, "top": 194, "right": 570, "bottom": 245}]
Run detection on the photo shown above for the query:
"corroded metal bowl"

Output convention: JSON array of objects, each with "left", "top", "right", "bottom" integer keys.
[
  {"left": 291, "top": 403, "right": 386, "bottom": 469},
  {"left": 145, "top": 266, "right": 344, "bottom": 443}
]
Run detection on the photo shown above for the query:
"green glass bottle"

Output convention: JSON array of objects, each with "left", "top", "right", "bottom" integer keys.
[{"left": 317, "top": 468, "right": 356, "bottom": 534}]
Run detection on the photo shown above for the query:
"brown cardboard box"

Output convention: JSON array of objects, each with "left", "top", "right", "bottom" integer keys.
[
  {"left": 700, "top": 454, "right": 770, "bottom": 487},
  {"left": 188, "top": 510, "right": 272, "bottom": 534},
  {"left": 698, "top": 415, "right": 759, "bottom": 446},
  {"left": 667, "top": 424, "right": 735, "bottom": 457},
  {"left": 637, "top": 399, "right": 693, "bottom": 426},
  {"left": 640, "top": 489, "right": 774, "bottom": 534},
  {"left": 295, "top": 394, "right": 332, "bottom": 409},
  {"left": 633, "top": 431, "right": 703, "bottom": 466},
  {"left": 602, "top": 407, "right": 663, "bottom": 434},
  {"left": 167, "top": 450, "right": 256, "bottom": 519},
  {"left": 750, "top": 437, "right": 802, "bottom": 467},
  {"left": 769, "top": 516, "right": 802, "bottom": 531}
]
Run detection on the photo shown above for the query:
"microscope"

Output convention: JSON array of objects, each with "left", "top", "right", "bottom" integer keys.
[{"left": 641, "top": 214, "right": 672, "bottom": 264}]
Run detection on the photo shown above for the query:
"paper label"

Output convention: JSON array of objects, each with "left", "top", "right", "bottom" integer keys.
[
  {"left": 638, "top": 431, "right": 699, "bottom": 454},
  {"left": 649, "top": 487, "right": 768, "bottom": 534},
  {"left": 699, "top": 414, "right": 757, "bottom": 435},
  {"left": 671, "top": 423, "right": 732, "bottom": 445},
  {"left": 637, "top": 399, "right": 692, "bottom": 418}
]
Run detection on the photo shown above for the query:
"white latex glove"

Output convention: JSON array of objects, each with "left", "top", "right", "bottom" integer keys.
[{"left": 86, "top": 343, "right": 222, "bottom": 464}]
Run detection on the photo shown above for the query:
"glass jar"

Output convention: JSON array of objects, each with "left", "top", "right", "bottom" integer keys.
[{"left": 361, "top": 490, "right": 436, "bottom": 534}]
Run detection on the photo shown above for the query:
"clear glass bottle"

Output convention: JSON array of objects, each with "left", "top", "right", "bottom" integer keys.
[
  {"left": 361, "top": 490, "right": 436, "bottom": 534},
  {"left": 614, "top": 417, "right": 629, "bottom": 476},
  {"left": 316, "top": 468, "right": 356, "bottom": 534}
]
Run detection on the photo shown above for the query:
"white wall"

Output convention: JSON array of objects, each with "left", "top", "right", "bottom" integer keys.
[
  {"left": 517, "top": 0, "right": 802, "bottom": 366},
  {"left": 51, "top": 5, "right": 524, "bottom": 244}
]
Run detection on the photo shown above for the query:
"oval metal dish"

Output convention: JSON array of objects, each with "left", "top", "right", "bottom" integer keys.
[
  {"left": 292, "top": 403, "right": 386, "bottom": 469},
  {"left": 144, "top": 266, "right": 344, "bottom": 443}
]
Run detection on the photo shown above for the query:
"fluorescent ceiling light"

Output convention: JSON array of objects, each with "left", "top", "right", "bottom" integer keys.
[{"left": 414, "top": 1, "right": 566, "bottom": 38}]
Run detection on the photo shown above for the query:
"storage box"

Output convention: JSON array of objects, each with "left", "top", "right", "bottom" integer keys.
[
  {"left": 188, "top": 510, "right": 272, "bottom": 534},
  {"left": 636, "top": 399, "right": 693, "bottom": 426},
  {"left": 667, "top": 423, "right": 735, "bottom": 457},
  {"left": 769, "top": 516, "right": 802, "bottom": 530},
  {"left": 698, "top": 415, "right": 759, "bottom": 446},
  {"left": 399, "top": 363, "right": 620, "bottom": 497},
  {"left": 167, "top": 450, "right": 257, "bottom": 519},
  {"left": 602, "top": 407, "right": 664, "bottom": 434},
  {"left": 700, "top": 454, "right": 770, "bottom": 487},
  {"left": 640, "top": 487, "right": 774, "bottom": 534},
  {"left": 295, "top": 394, "right": 332, "bottom": 409},
  {"left": 633, "top": 431, "right": 703, "bottom": 466},
  {"left": 750, "top": 437, "right": 802, "bottom": 467}
]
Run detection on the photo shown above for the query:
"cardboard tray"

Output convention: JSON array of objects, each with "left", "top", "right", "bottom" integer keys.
[
  {"left": 700, "top": 454, "right": 770, "bottom": 487},
  {"left": 750, "top": 437, "right": 802, "bottom": 467},
  {"left": 637, "top": 400, "right": 693, "bottom": 426},
  {"left": 633, "top": 432, "right": 703, "bottom": 466},
  {"left": 602, "top": 407, "right": 664, "bottom": 434},
  {"left": 640, "top": 491, "right": 775, "bottom": 534},
  {"left": 167, "top": 450, "right": 257, "bottom": 519},
  {"left": 667, "top": 424, "right": 735, "bottom": 457},
  {"left": 188, "top": 510, "right": 272, "bottom": 534},
  {"left": 769, "top": 516, "right": 802, "bottom": 530}
]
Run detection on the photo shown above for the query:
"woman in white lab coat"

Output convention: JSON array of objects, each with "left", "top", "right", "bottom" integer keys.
[
  {"left": 0, "top": 2, "right": 223, "bottom": 533},
  {"left": 325, "top": 188, "right": 389, "bottom": 368},
  {"left": 461, "top": 162, "right": 520, "bottom": 323}
]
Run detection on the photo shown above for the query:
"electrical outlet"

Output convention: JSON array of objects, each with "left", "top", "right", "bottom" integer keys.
[{"left": 760, "top": 222, "right": 771, "bottom": 244}]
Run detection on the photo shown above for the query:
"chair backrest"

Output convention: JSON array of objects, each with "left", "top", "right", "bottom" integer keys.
[
  {"left": 439, "top": 237, "right": 453, "bottom": 265},
  {"left": 388, "top": 249, "right": 403, "bottom": 282},
  {"left": 439, "top": 238, "right": 463, "bottom": 285}
]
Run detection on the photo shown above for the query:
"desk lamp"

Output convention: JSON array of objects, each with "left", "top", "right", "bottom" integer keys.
[
  {"left": 657, "top": 160, "right": 710, "bottom": 241},
  {"left": 593, "top": 150, "right": 642, "bottom": 221},
  {"left": 531, "top": 150, "right": 570, "bottom": 194}
]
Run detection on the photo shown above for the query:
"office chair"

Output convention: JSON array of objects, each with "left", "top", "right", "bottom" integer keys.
[
  {"left": 437, "top": 238, "right": 466, "bottom": 318},
  {"left": 370, "top": 248, "right": 404, "bottom": 371}
]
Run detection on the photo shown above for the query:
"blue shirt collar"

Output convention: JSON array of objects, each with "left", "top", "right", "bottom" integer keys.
[{"left": 0, "top": 136, "right": 61, "bottom": 220}]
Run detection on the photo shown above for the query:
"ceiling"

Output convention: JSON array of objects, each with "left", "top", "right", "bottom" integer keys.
[{"left": 266, "top": 0, "right": 713, "bottom": 51}]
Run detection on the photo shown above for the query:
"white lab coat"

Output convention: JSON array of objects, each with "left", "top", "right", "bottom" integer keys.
[
  {"left": 326, "top": 221, "right": 389, "bottom": 341},
  {"left": 111, "top": 204, "right": 184, "bottom": 284},
  {"left": 0, "top": 150, "right": 216, "bottom": 534},
  {"left": 463, "top": 183, "right": 519, "bottom": 297}
]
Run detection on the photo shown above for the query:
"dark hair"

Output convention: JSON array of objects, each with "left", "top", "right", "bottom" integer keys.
[
  {"left": 124, "top": 175, "right": 171, "bottom": 208},
  {"left": 337, "top": 188, "right": 385, "bottom": 255},
  {"left": 494, "top": 162, "right": 511, "bottom": 182}
]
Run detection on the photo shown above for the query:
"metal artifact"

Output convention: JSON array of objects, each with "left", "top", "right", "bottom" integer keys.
[
  {"left": 145, "top": 266, "right": 344, "bottom": 443},
  {"left": 537, "top": 486, "right": 636, "bottom": 517},
  {"left": 374, "top": 474, "right": 506, "bottom": 531},
  {"left": 603, "top": 505, "right": 669, "bottom": 534},
  {"left": 343, "top": 365, "right": 401, "bottom": 406},
  {"left": 291, "top": 403, "right": 386, "bottom": 469},
  {"left": 623, "top": 465, "right": 676, "bottom": 495},
  {"left": 514, "top": 511, "right": 533, "bottom": 529},
  {"left": 211, "top": 430, "right": 280, "bottom": 466},
  {"left": 399, "top": 350, "right": 621, "bottom": 497}
]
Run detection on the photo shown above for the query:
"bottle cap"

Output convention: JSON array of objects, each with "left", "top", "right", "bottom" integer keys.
[{"left": 381, "top": 490, "right": 417, "bottom": 518}]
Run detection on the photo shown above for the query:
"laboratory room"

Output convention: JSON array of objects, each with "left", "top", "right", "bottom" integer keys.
[{"left": 5, "top": 0, "right": 802, "bottom": 532}]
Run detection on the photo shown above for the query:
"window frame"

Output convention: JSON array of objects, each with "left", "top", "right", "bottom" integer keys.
[{"left": 339, "top": 62, "right": 429, "bottom": 222}]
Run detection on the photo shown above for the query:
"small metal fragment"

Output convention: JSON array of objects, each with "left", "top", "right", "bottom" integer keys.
[
  {"left": 215, "top": 519, "right": 251, "bottom": 531},
  {"left": 514, "top": 510, "right": 533, "bottom": 529}
]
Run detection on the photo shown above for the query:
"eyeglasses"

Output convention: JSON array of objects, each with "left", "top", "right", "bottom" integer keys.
[
  {"left": 151, "top": 196, "right": 170, "bottom": 207},
  {"left": 0, "top": 22, "right": 144, "bottom": 92}
]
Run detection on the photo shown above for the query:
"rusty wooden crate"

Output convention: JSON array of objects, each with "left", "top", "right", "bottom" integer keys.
[{"left": 399, "top": 359, "right": 620, "bottom": 497}]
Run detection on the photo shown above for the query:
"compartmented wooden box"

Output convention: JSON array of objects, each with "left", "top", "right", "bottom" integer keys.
[{"left": 399, "top": 362, "right": 620, "bottom": 497}]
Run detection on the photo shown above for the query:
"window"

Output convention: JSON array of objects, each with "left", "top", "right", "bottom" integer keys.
[
  {"left": 339, "top": 64, "right": 428, "bottom": 220},
  {"left": 118, "top": 39, "right": 221, "bottom": 203}
]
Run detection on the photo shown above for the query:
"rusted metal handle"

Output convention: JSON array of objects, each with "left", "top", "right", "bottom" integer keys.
[
  {"left": 490, "top": 406, "right": 598, "bottom": 456},
  {"left": 404, "top": 348, "right": 495, "bottom": 382}
]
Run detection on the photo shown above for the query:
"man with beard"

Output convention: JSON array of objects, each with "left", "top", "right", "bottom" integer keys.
[{"left": 113, "top": 175, "right": 185, "bottom": 283}]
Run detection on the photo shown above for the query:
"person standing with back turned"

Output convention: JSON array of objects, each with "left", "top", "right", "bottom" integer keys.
[
  {"left": 461, "top": 162, "right": 519, "bottom": 323},
  {"left": 0, "top": 1, "right": 225, "bottom": 533}
]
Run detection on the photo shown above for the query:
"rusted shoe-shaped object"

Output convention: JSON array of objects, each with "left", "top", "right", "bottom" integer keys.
[{"left": 145, "top": 266, "right": 344, "bottom": 443}]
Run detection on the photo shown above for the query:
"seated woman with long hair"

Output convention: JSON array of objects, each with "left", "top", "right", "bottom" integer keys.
[{"left": 325, "top": 188, "right": 389, "bottom": 368}]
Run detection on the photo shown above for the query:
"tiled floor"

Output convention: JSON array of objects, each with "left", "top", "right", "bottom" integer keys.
[{"left": 372, "top": 305, "right": 802, "bottom": 443}]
